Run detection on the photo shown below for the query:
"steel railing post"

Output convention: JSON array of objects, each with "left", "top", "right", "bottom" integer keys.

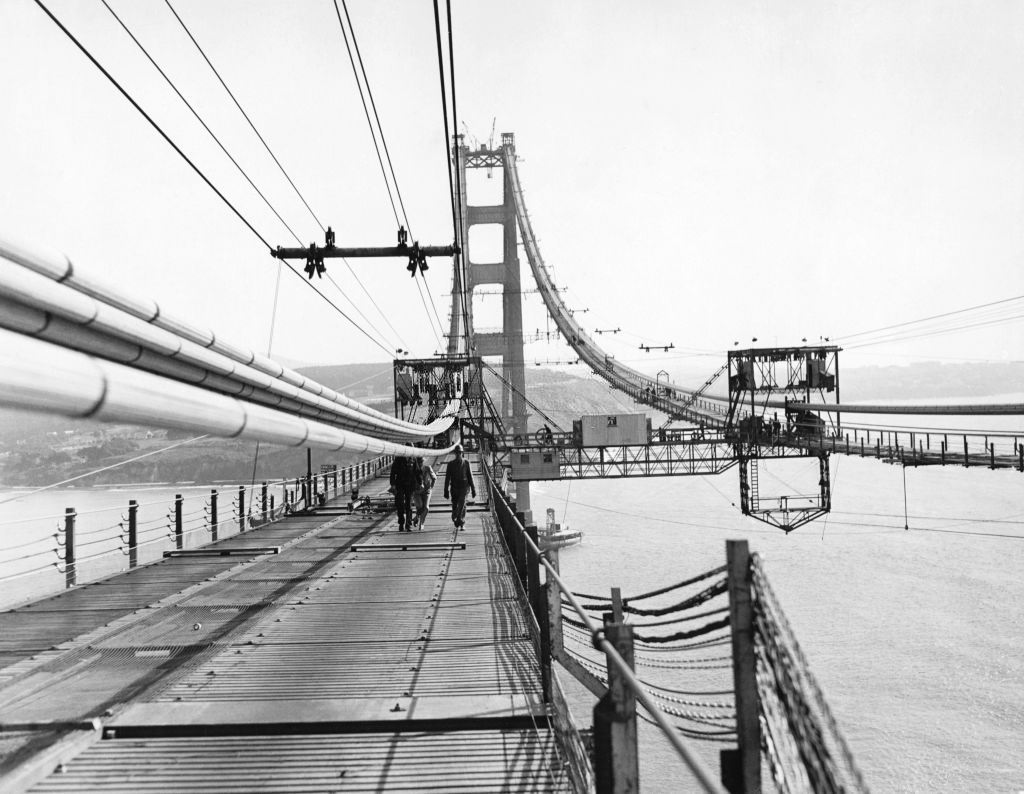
[
  {"left": 724, "top": 540, "right": 760, "bottom": 794},
  {"left": 593, "top": 615, "right": 639, "bottom": 794},
  {"left": 128, "top": 499, "right": 138, "bottom": 568},
  {"left": 174, "top": 494, "right": 183, "bottom": 550},
  {"left": 210, "top": 489, "right": 218, "bottom": 541},
  {"left": 238, "top": 486, "right": 246, "bottom": 532},
  {"left": 261, "top": 482, "right": 268, "bottom": 523},
  {"left": 64, "top": 507, "right": 76, "bottom": 588}
]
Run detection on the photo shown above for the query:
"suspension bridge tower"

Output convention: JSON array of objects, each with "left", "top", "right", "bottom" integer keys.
[{"left": 458, "top": 132, "right": 532, "bottom": 521}]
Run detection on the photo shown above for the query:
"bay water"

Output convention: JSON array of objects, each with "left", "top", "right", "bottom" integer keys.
[{"left": 1, "top": 452, "right": 1021, "bottom": 792}]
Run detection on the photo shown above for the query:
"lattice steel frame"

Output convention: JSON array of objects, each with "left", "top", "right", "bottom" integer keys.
[{"left": 499, "top": 440, "right": 738, "bottom": 481}]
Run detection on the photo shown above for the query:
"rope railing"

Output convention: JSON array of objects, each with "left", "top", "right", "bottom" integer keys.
[
  {"left": 482, "top": 459, "right": 726, "bottom": 794},
  {"left": 750, "top": 553, "right": 869, "bottom": 793},
  {"left": 0, "top": 455, "right": 389, "bottom": 597}
]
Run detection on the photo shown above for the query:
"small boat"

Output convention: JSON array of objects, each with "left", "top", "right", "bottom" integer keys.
[{"left": 540, "top": 507, "right": 582, "bottom": 551}]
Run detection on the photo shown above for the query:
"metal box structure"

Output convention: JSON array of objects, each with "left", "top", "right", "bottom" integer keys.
[
  {"left": 509, "top": 448, "right": 560, "bottom": 481},
  {"left": 578, "top": 414, "right": 650, "bottom": 448}
]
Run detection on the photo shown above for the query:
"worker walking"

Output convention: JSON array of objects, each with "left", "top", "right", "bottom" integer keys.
[
  {"left": 411, "top": 456, "right": 437, "bottom": 530},
  {"left": 443, "top": 444, "right": 476, "bottom": 530},
  {"left": 389, "top": 456, "right": 420, "bottom": 532}
]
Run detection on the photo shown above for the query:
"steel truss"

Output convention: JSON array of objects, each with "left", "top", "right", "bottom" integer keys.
[{"left": 498, "top": 439, "right": 738, "bottom": 481}]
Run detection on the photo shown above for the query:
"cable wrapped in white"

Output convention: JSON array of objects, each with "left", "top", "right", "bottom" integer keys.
[
  {"left": 0, "top": 233, "right": 457, "bottom": 435},
  {"left": 0, "top": 329, "right": 453, "bottom": 458}
]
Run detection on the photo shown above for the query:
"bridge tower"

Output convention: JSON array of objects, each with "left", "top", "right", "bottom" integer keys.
[{"left": 458, "top": 132, "right": 531, "bottom": 520}]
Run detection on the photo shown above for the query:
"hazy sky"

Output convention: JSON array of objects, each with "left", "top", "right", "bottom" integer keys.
[{"left": 3, "top": 1, "right": 1023, "bottom": 386}]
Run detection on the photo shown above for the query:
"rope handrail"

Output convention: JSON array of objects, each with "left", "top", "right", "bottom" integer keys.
[
  {"left": 571, "top": 563, "right": 727, "bottom": 603},
  {"left": 482, "top": 460, "right": 726, "bottom": 794}
]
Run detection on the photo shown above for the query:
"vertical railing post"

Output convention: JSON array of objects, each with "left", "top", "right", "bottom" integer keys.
[
  {"left": 174, "top": 494, "right": 184, "bottom": 550},
  {"left": 128, "top": 499, "right": 138, "bottom": 569},
  {"left": 64, "top": 507, "right": 76, "bottom": 589},
  {"left": 238, "top": 486, "right": 246, "bottom": 532},
  {"left": 593, "top": 610, "right": 639, "bottom": 794},
  {"left": 525, "top": 523, "right": 550, "bottom": 701},
  {"left": 270, "top": 494, "right": 276, "bottom": 516},
  {"left": 210, "top": 489, "right": 219, "bottom": 542},
  {"left": 261, "top": 482, "right": 268, "bottom": 523},
  {"left": 545, "top": 544, "right": 562, "bottom": 661},
  {"left": 724, "top": 540, "right": 760, "bottom": 794}
]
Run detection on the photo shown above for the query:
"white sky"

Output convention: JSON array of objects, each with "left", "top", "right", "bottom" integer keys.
[{"left": 2, "top": 0, "right": 1023, "bottom": 386}]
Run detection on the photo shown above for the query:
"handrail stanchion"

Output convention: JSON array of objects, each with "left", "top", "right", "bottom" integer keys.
[
  {"left": 64, "top": 507, "right": 77, "bottom": 588},
  {"left": 594, "top": 610, "right": 638, "bottom": 794},
  {"left": 483, "top": 459, "right": 724, "bottom": 793},
  {"left": 525, "top": 522, "right": 549, "bottom": 701},
  {"left": 238, "top": 486, "right": 246, "bottom": 532},
  {"left": 174, "top": 494, "right": 184, "bottom": 550},
  {"left": 128, "top": 499, "right": 138, "bottom": 568},
  {"left": 542, "top": 546, "right": 562, "bottom": 699},
  {"left": 725, "top": 540, "right": 760, "bottom": 794},
  {"left": 210, "top": 489, "right": 218, "bottom": 541},
  {"left": 261, "top": 482, "right": 268, "bottom": 523}
]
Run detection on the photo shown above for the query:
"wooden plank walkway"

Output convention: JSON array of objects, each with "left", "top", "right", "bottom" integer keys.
[{"left": 0, "top": 456, "right": 571, "bottom": 792}]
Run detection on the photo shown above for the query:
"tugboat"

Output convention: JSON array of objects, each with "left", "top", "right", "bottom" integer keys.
[{"left": 539, "top": 507, "right": 583, "bottom": 551}]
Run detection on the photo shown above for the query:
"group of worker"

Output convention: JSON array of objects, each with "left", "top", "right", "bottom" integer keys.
[{"left": 388, "top": 444, "right": 477, "bottom": 532}]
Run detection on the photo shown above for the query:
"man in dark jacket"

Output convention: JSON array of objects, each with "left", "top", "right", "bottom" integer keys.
[
  {"left": 389, "top": 456, "right": 420, "bottom": 532},
  {"left": 443, "top": 445, "right": 476, "bottom": 529}
]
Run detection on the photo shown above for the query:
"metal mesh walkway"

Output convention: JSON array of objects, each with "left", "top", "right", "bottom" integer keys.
[{"left": 0, "top": 460, "right": 570, "bottom": 792}]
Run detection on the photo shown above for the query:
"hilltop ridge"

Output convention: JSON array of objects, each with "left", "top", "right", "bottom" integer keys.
[{"left": 0, "top": 360, "right": 1020, "bottom": 487}]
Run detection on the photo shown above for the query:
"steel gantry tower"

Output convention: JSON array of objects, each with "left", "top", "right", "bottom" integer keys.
[{"left": 459, "top": 133, "right": 532, "bottom": 521}]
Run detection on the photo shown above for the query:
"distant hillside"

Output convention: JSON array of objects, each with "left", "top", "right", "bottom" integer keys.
[
  {"left": 840, "top": 361, "right": 1024, "bottom": 401},
  {"left": 0, "top": 360, "right": 1019, "bottom": 486}
]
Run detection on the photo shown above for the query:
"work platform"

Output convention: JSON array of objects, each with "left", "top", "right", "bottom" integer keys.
[{"left": 0, "top": 461, "right": 569, "bottom": 792}]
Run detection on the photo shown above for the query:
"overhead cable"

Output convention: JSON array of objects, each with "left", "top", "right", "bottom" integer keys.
[
  {"left": 36, "top": 0, "right": 395, "bottom": 358},
  {"left": 99, "top": 0, "right": 306, "bottom": 247},
  {"left": 835, "top": 294, "right": 1024, "bottom": 342},
  {"left": 163, "top": 0, "right": 327, "bottom": 234},
  {"left": 331, "top": 0, "right": 401, "bottom": 229},
  {"left": 339, "top": 0, "right": 411, "bottom": 232},
  {"left": 33, "top": 0, "right": 271, "bottom": 249},
  {"left": 444, "top": 0, "right": 471, "bottom": 344}
]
